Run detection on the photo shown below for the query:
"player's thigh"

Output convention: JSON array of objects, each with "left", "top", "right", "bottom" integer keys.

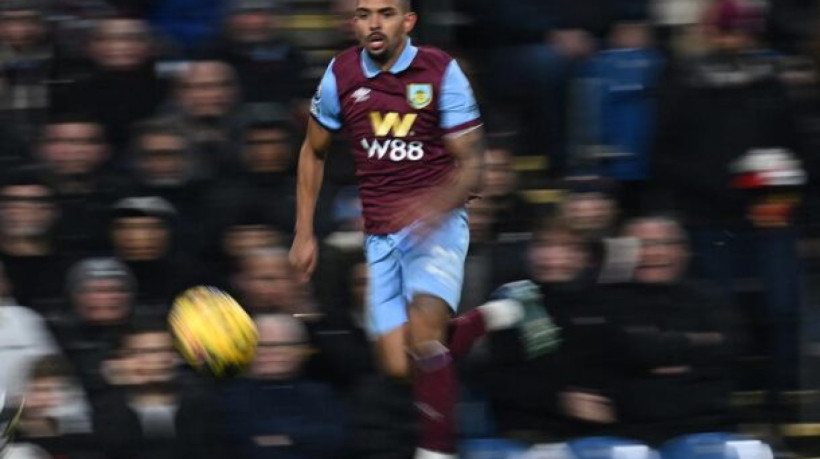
[
  {"left": 402, "top": 207, "right": 470, "bottom": 315},
  {"left": 364, "top": 234, "right": 409, "bottom": 340}
]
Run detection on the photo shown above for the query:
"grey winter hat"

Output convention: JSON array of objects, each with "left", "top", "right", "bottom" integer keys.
[
  {"left": 66, "top": 258, "right": 136, "bottom": 295},
  {"left": 112, "top": 196, "right": 177, "bottom": 221}
]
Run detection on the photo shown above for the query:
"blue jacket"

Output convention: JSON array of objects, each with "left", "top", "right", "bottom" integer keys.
[
  {"left": 222, "top": 378, "right": 348, "bottom": 459},
  {"left": 580, "top": 48, "right": 664, "bottom": 181},
  {"left": 149, "top": 0, "right": 225, "bottom": 53}
]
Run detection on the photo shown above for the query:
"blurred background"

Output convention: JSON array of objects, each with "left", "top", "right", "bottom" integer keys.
[{"left": 5, "top": 0, "right": 820, "bottom": 457}]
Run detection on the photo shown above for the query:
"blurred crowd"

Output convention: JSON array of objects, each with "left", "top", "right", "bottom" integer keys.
[{"left": 2, "top": 0, "right": 820, "bottom": 458}]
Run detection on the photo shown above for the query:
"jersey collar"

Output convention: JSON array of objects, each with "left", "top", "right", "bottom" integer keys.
[{"left": 361, "top": 38, "right": 418, "bottom": 79}]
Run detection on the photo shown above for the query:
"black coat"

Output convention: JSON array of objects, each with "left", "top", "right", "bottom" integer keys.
[
  {"left": 606, "top": 281, "right": 742, "bottom": 444},
  {"left": 652, "top": 53, "right": 802, "bottom": 227},
  {"left": 92, "top": 387, "right": 224, "bottom": 459}
]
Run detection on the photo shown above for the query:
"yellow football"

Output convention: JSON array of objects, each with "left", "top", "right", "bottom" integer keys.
[{"left": 168, "top": 286, "right": 258, "bottom": 378}]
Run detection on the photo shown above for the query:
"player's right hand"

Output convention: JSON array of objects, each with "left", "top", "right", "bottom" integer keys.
[{"left": 289, "top": 233, "right": 318, "bottom": 283}]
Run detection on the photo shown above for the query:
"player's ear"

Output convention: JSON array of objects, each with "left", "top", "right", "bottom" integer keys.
[{"left": 403, "top": 11, "right": 417, "bottom": 34}]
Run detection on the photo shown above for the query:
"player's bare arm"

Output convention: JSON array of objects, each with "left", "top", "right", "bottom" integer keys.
[
  {"left": 444, "top": 125, "right": 486, "bottom": 203},
  {"left": 401, "top": 125, "right": 486, "bottom": 231},
  {"left": 289, "top": 117, "right": 332, "bottom": 282}
]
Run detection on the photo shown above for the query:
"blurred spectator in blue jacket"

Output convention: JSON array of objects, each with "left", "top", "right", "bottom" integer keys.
[
  {"left": 147, "top": 0, "right": 225, "bottom": 55},
  {"left": 572, "top": 22, "right": 664, "bottom": 215},
  {"left": 203, "top": 0, "right": 310, "bottom": 113},
  {"left": 222, "top": 313, "right": 348, "bottom": 459}
]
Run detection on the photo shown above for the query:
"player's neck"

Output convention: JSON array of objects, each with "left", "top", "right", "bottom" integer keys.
[{"left": 378, "top": 37, "right": 408, "bottom": 72}]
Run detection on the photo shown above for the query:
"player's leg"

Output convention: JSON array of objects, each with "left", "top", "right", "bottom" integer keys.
[
  {"left": 402, "top": 208, "right": 536, "bottom": 458},
  {"left": 365, "top": 234, "right": 412, "bottom": 379},
  {"left": 401, "top": 208, "right": 470, "bottom": 458},
  {"left": 375, "top": 325, "right": 410, "bottom": 378},
  {"left": 406, "top": 294, "right": 458, "bottom": 458}
]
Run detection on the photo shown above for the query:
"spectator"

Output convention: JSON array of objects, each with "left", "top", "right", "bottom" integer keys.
[
  {"left": 474, "top": 217, "right": 611, "bottom": 438},
  {"left": 51, "top": 17, "right": 167, "bottom": 152},
  {"left": 459, "top": 198, "right": 528, "bottom": 313},
  {"left": 16, "top": 355, "right": 97, "bottom": 459},
  {"left": 573, "top": 21, "right": 664, "bottom": 216},
  {"left": 221, "top": 314, "right": 348, "bottom": 459},
  {"left": 147, "top": 0, "right": 224, "bottom": 55},
  {"left": 482, "top": 140, "right": 538, "bottom": 238},
  {"left": 202, "top": 200, "right": 285, "bottom": 290},
  {"left": 110, "top": 197, "right": 199, "bottom": 312},
  {"left": 35, "top": 115, "right": 125, "bottom": 257},
  {"left": 0, "top": 261, "right": 59, "bottom": 400},
  {"left": 335, "top": 258, "right": 417, "bottom": 459},
  {"left": 559, "top": 178, "right": 621, "bottom": 241},
  {"left": 0, "top": 0, "right": 54, "bottom": 142},
  {"left": 206, "top": 103, "right": 308, "bottom": 242},
  {"left": 0, "top": 167, "right": 72, "bottom": 318},
  {"left": 53, "top": 257, "right": 136, "bottom": 396},
  {"left": 92, "top": 321, "right": 223, "bottom": 459},
  {"left": 232, "top": 246, "right": 373, "bottom": 394},
  {"left": 301, "top": 253, "right": 375, "bottom": 394},
  {"left": 652, "top": 0, "right": 804, "bottom": 398},
  {"left": 165, "top": 60, "right": 242, "bottom": 178},
  {"left": 232, "top": 247, "right": 315, "bottom": 315},
  {"left": 464, "top": 0, "right": 620, "bottom": 169},
  {"left": 0, "top": 390, "right": 51, "bottom": 459},
  {"left": 205, "top": 0, "right": 311, "bottom": 110},
  {"left": 610, "top": 216, "right": 739, "bottom": 445},
  {"left": 127, "top": 117, "right": 209, "bottom": 253}
]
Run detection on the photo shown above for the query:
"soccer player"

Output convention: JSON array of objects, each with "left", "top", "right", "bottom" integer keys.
[{"left": 289, "top": 1, "right": 544, "bottom": 457}]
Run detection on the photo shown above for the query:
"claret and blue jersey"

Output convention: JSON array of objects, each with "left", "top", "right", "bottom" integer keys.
[
  {"left": 310, "top": 38, "right": 482, "bottom": 236},
  {"left": 310, "top": 39, "right": 483, "bottom": 335}
]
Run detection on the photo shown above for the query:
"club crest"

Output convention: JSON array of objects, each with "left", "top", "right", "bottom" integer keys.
[{"left": 407, "top": 83, "right": 433, "bottom": 110}]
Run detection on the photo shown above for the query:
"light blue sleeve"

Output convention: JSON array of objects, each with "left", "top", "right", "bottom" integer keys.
[
  {"left": 309, "top": 59, "right": 343, "bottom": 131},
  {"left": 439, "top": 60, "right": 481, "bottom": 130}
]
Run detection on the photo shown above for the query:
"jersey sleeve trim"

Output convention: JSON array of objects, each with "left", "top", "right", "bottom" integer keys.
[
  {"left": 310, "top": 112, "right": 343, "bottom": 133},
  {"left": 443, "top": 119, "right": 483, "bottom": 137}
]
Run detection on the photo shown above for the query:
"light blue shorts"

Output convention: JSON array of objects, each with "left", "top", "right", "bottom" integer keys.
[{"left": 364, "top": 208, "right": 469, "bottom": 336}]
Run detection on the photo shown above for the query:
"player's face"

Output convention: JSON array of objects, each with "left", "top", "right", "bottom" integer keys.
[{"left": 353, "top": 0, "right": 416, "bottom": 63}]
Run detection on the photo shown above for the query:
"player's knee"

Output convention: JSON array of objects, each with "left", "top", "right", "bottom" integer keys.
[{"left": 407, "top": 294, "right": 452, "bottom": 340}]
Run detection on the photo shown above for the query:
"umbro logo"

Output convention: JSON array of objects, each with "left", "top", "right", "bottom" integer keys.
[{"left": 351, "top": 87, "right": 371, "bottom": 103}]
